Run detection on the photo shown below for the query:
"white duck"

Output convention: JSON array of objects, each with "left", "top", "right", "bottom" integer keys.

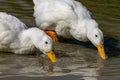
[
  {"left": 0, "top": 12, "right": 57, "bottom": 63},
  {"left": 33, "top": 0, "right": 108, "bottom": 60}
]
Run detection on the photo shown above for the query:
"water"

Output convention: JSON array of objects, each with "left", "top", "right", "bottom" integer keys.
[{"left": 0, "top": 0, "right": 120, "bottom": 80}]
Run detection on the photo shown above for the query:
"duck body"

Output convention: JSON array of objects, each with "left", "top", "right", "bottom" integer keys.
[
  {"left": 33, "top": 0, "right": 91, "bottom": 41},
  {"left": 0, "top": 12, "right": 31, "bottom": 54}
]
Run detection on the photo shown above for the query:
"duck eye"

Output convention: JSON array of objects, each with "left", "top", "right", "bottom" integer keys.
[
  {"left": 95, "top": 34, "right": 98, "bottom": 37},
  {"left": 45, "top": 41, "right": 48, "bottom": 44}
]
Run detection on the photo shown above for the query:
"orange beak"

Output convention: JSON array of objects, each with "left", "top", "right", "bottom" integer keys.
[
  {"left": 97, "top": 43, "right": 108, "bottom": 60},
  {"left": 47, "top": 50, "right": 57, "bottom": 63}
]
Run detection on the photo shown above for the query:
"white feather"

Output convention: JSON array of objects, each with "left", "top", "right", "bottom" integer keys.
[
  {"left": 0, "top": 12, "right": 53, "bottom": 54},
  {"left": 33, "top": 0, "right": 104, "bottom": 47}
]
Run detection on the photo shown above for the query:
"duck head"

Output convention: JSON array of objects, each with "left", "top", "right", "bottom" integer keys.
[
  {"left": 86, "top": 20, "right": 108, "bottom": 60},
  {"left": 30, "top": 28, "right": 57, "bottom": 63}
]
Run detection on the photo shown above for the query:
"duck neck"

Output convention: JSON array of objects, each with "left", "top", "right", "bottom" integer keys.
[
  {"left": 69, "top": 19, "right": 88, "bottom": 41},
  {"left": 19, "top": 28, "right": 44, "bottom": 50},
  {"left": 18, "top": 29, "right": 34, "bottom": 50}
]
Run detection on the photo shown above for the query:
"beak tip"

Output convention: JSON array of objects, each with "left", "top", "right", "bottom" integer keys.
[
  {"left": 51, "top": 58, "right": 57, "bottom": 63},
  {"left": 103, "top": 56, "right": 108, "bottom": 60},
  {"left": 52, "top": 60, "right": 57, "bottom": 63}
]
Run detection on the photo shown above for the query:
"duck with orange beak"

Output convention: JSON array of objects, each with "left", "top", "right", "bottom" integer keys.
[
  {"left": 0, "top": 12, "right": 57, "bottom": 64},
  {"left": 33, "top": 0, "right": 107, "bottom": 59}
]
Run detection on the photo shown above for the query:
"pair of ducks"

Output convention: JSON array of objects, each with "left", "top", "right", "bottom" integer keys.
[{"left": 0, "top": 0, "right": 108, "bottom": 64}]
